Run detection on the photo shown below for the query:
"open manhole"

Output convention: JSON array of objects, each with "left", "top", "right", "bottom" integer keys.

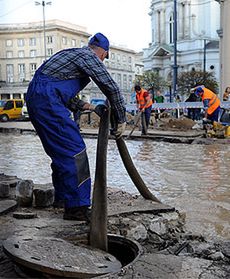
[{"left": 3, "top": 234, "right": 142, "bottom": 278}]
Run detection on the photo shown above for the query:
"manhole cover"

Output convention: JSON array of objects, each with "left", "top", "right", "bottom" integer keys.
[{"left": 3, "top": 236, "right": 122, "bottom": 278}]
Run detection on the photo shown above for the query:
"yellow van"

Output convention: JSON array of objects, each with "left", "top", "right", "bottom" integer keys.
[{"left": 0, "top": 99, "right": 24, "bottom": 122}]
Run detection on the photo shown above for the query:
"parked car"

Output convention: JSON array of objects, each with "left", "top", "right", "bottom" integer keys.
[
  {"left": 21, "top": 102, "right": 29, "bottom": 120},
  {"left": 0, "top": 99, "right": 24, "bottom": 122}
]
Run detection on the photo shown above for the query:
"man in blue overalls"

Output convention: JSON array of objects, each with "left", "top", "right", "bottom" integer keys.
[{"left": 26, "top": 33, "right": 126, "bottom": 221}]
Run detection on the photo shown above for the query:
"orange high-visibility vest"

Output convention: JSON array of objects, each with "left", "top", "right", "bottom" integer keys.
[
  {"left": 136, "top": 89, "right": 153, "bottom": 109},
  {"left": 201, "top": 88, "right": 220, "bottom": 115}
]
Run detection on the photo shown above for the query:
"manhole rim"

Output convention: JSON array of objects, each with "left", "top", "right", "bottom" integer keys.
[{"left": 3, "top": 234, "right": 143, "bottom": 278}]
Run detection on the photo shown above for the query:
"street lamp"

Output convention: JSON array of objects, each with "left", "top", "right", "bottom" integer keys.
[
  {"left": 172, "top": 0, "right": 178, "bottom": 103},
  {"left": 203, "top": 39, "right": 208, "bottom": 73},
  {"left": 35, "top": 1, "right": 52, "bottom": 61}
]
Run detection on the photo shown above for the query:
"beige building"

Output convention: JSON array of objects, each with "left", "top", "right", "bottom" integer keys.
[{"left": 0, "top": 19, "right": 141, "bottom": 103}]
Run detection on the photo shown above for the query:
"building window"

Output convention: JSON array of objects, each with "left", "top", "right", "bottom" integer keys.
[
  {"left": 169, "top": 14, "right": 174, "bottom": 44},
  {"left": 62, "top": 36, "right": 67, "bottom": 45},
  {"left": 129, "top": 75, "right": 132, "bottom": 89},
  {"left": 123, "top": 74, "right": 127, "bottom": 90},
  {"left": 117, "top": 54, "right": 120, "bottom": 62},
  {"left": 122, "top": 55, "right": 126, "bottom": 62},
  {"left": 18, "top": 50, "right": 25, "bottom": 58},
  {"left": 6, "top": 51, "right": 13, "bottom": 58},
  {"left": 111, "top": 73, "right": 116, "bottom": 81},
  {"left": 17, "top": 38, "right": 24, "bottom": 47},
  {"left": 47, "top": 48, "right": 53, "bottom": 56},
  {"left": 72, "top": 39, "right": 76, "bottom": 47},
  {"left": 111, "top": 53, "right": 115, "bottom": 60},
  {"left": 18, "top": 64, "right": 25, "bottom": 81},
  {"left": 128, "top": 56, "right": 132, "bottom": 63},
  {"left": 152, "top": 28, "right": 155, "bottom": 43},
  {"left": 157, "top": 10, "right": 161, "bottom": 43},
  {"left": 117, "top": 73, "right": 121, "bottom": 87},
  {"left": 47, "top": 36, "right": 53, "bottom": 44},
  {"left": 30, "top": 50, "right": 37, "bottom": 57},
  {"left": 30, "top": 63, "right": 37, "bottom": 72},
  {"left": 80, "top": 40, "right": 85, "bottom": 47},
  {"left": 6, "top": 39, "right": 13, "bottom": 47},
  {"left": 181, "top": 3, "right": 185, "bottom": 39},
  {"left": 6, "top": 64, "right": 14, "bottom": 83},
  {"left": 29, "top": 37, "right": 36, "bottom": 46}
]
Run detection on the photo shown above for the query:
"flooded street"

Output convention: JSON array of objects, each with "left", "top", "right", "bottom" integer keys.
[{"left": 1, "top": 133, "right": 230, "bottom": 240}]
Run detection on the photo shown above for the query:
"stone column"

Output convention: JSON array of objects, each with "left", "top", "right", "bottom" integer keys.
[{"left": 218, "top": 0, "right": 230, "bottom": 97}]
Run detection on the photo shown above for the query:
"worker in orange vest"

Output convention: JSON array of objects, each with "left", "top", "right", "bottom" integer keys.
[
  {"left": 135, "top": 85, "right": 153, "bottom": 135},
  {"left": 194, "top": 86, "right": 220, "bottom": 122}
]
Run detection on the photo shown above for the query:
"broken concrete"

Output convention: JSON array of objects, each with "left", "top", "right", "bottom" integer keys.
[{"left": 0, "top": 174, "right": 229, "bottom": 278}]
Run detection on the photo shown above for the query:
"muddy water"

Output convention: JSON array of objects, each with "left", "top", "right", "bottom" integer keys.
[{"left": 1, "top": 134, "right": 230, "bottom": 240}]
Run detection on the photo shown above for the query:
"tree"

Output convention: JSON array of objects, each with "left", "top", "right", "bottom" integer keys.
[
  {"left": 134, "top": 71, "right": 169, "bottom": 92},
  {"left": 177, "top": 70, "right": 219, "bottom": 96}
]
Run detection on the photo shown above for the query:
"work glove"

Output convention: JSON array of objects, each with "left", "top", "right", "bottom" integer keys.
[
  {"left": 94, "top": 104, "right": 108, "bottom": 118},
  {"left": 113, "top": 122, "right": 126, "bottom": 139}
]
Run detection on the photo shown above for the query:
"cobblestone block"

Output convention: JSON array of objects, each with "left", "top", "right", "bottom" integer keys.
[
  {"left": 16, "top": 180, "right": 34, "bottom": 207},
  {"left": 0, "top": 182, "right": 10, "bottom": 198},
  {"left": 33, "top": 186, "right": 54, "bottom": 207}
]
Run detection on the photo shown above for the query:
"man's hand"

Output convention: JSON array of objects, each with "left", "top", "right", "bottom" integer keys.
[{"left": 113, "top": 122, "right": 126, "bottom": 139}]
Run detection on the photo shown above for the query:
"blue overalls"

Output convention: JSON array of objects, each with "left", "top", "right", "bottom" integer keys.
[{"left": 26, "top": 65, "right": 91, "bottom": 209}]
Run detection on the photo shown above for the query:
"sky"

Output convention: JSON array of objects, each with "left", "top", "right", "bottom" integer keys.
[{"left": 0, "top": 0, "right": 152, "bottom": 51}]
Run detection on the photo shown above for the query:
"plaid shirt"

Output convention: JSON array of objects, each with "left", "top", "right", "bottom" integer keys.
[{"left": 40, "top": 46, "right": 126, "bottom": 123}]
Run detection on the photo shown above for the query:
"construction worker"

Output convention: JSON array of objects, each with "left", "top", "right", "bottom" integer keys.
[
  {"left": 194, "top": 86, "right": 220, "bottom": 122},
  {"left": 135, "top": 85, "right": 153, "bottom": 135},
  {"left": 26, "top": 33, "right": 126, "bottom": 221}
]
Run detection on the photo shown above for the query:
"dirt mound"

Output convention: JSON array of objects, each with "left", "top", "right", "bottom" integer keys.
[
  {"left": 80, "top": 112, "right": 100, "bottom": 128},
  {"left": 159, "top": 117, "right": 196, "bottom": 131},
  {"left": 79, "top": 112, "right": 196, "bottom": 132},
  {"left": 80, "top": 112, "right": 134, "bottom": 128}
]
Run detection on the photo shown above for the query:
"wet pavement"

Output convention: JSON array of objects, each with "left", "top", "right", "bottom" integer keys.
[{"left": 0, "top": 122, "right": 230, "bottom": 241}]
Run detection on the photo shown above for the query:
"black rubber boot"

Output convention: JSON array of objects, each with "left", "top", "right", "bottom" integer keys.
[{"left": 63, "top": 206, "right": 91, "bottom": 222}]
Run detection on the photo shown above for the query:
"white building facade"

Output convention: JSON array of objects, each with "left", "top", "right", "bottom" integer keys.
[{"left": 143, "top": 0, "right": 220, "bottom": 94}]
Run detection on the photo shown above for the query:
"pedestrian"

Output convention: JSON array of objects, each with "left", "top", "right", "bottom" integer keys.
[
  {"left": 26, "top": 32, "right": 126, "bottom": 221},
  {"left": 223, "top": 86, "right": 230, "bottom": 101},
  {"left": 194, "top": 86, "right": 220, "bottom": 122},
  {"left": 154, "top": 90, "right": 164, "bottom": 121},
  {"left": 134, "top": 85, "right": 153, "bottom": 135},
  {"left": 185, "top": 91, "right": 201, "bottom": 120}
]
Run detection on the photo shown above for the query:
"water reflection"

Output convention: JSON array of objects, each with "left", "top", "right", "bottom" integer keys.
[{"left": 0, "top": 134, "right": 230, "bottom": 240}]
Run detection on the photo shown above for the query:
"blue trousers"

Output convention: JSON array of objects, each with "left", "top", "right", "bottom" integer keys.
[
  {"left": 208, "top": 106, "right": 220, "bottom": 122},
  {"left": 141, "top": 106, "right": 152, "bottom": 133},
  {"left": 26, "top": 73, "right": 91, "bottom": 209}
]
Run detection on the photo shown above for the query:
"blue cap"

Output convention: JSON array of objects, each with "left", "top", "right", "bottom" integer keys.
[
  {"left": 88, "top": 33, "right": 109, "bottom": 58},
  {"left": 195, "top": 87, "right": 204, "bottom": 96}
]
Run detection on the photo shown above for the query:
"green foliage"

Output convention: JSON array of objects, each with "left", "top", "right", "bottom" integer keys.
[
  {"left": 134, "top": 71, "right": 169, "bottom": 91},
  {"left": 177, "top": 70, "right": 219, "bottom": 96}
]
